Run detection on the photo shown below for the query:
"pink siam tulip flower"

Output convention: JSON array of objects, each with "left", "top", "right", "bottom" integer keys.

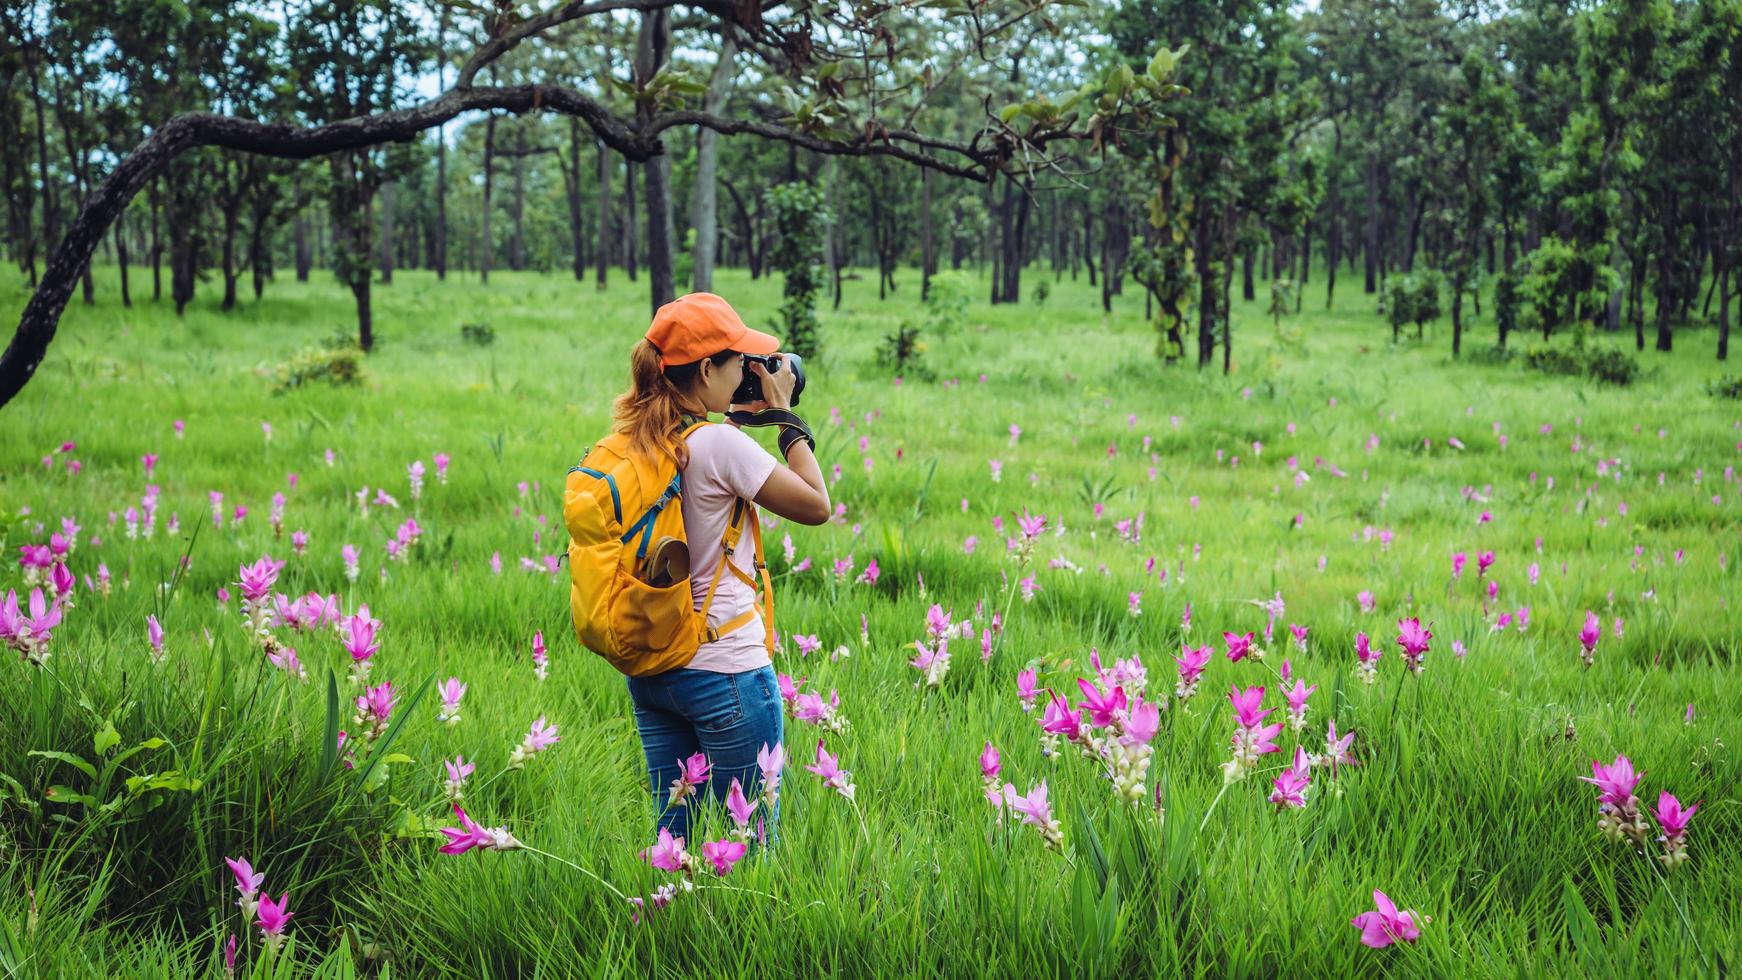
[
  {"left": 1076, "top": 678, "right": 1128, "bottom": 728},
  {"left": 507, "top": 716, "right": 560, "bottom": 768},
  {"left": 725, "top": 778, "right": 758, "bottom": 831},
  {"left": 224, "top": 856, "right": 266, "bottom": 919},
  {"left": 1322, "top": 719, "right": 1358, "bottom": 773},
  {"left": 1395, "top": 618, "right": 1432, "bottom": 674},
  {"left": 1269, "top": 745, "right": 1313, "bottom": 809},
  {"left": 979, "top": 742, "right": 1001, "bottom": 782},
  {"left": 353, "top": 682, "right": 397, "bottom": 738},
  {"left": 1016, "top": 669, "right": 1040, "bottom": 711},
  {"left": 1001, "top": 780, "right": 1064, "bottom": 850},
  {"left": 147, "top": 614, "right": 165, "bottom": 664},
  {"left": 805, "top": 740, "right": 857, "bottom": 801},
  {"left": 856, "top": 558, "right": 880, "bottom": 585},
  {"left": 255, "top": 892, "right": 293, "bottom": 952},
  {"left": 757, "top": 742, "right": 785, "bottom": 799},
  {"left": 1122, "top": 697, "right": 1161, "bottom": 746},
  {"left": 1283, "top": 679, "right": 1317, "bottom": 731},
  {"left": 343, "top": 616, "right": 379, "bottom": 665},
  {"left": 1224, "top": 630, "right": 1254, "bottom": 663},
  {"left": 1577, "top": 610, "right": 1601, "bottom": 668},
  {"left": 793, "top": 633, "right": 821, "bottom": 657},
  {"left": 266, "top": 645, "right": 306, "bottom": 681},
  {"left": 443, "top": 755, "right": 474, "bottom": 802},
  {"left": 1582, "top": 754, "right": 1650, "bottom": 845},
  {"left": 701, "top": 839, "right": 748, "bottom": 875},
  {"left": 531, "top": 630, "right": 549, "bottom": 681},
  {"left": 668, "top": 752, "right": 712, "bottom": 808},
  {"left": 1288, "top": 623, "right": 1309, "bottom": 652},
  {"left": 1451, "top": 552, "right": 1467, "bottom": 579},
  {"left": 1221, "top": 685, "right": 1283, "bottom": 783},
  {"left": 1040, "top": 692, "right": 1084, "bottom": 744},
  {"left": 1356, "top": 590, "right": 1376, "bottom": 613},
  {"left": 1351, "top": 890, "right": 1423, "bottom": 948},
  {"left": 439, "top": 804, "right": 522, "bottom": 855},
  {"left": 1514, "top": 606, "right": 1532, "bottom": 633},
  {"left": 437, "top": 677, "right": 466, "bottom": 724},
  {"left": 981, "top": 627, "right": 993, "bottom": 663},
  {"left": 1174, "top": 643, "right": 1212, "bottom": 700},
  {"left": 1476, "top": 550, "right": 1495, "bottom": 576},
  {"left": 1653, "top": 791, "right": 1699, "bottom": 867},
  {"left": 641, "top": 827, "right": 690, "bottom": 872},
  {"left": 225, "top": 935, "right": 237, "bottom": 975},
  {"left": 237, "top": 556, "right": 284, "bottom": 602}
]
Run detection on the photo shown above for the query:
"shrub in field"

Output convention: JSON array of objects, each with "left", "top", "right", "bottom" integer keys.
[
  {"left": 876, "top": 322, "right": 934, "bottom": 380},
  {"left": 460, "top": 322, "right": 496, "bottom": 346},
  {"left": 765, "top": 181, "right": 830, "bottom": 361},
  {"left": 270, "top": 343, "right": 364, "bottom": 393},
  {"left": 1705, "top": 374, "right": 1742, "bottom": 399},
  {"left": 1382, "top": 271, "right": 1442, "bottom": 342},
  {"left": 1584, "top": 346, "right": 1641, "bottom": 386},
  {"left": 1522, "top": 345, "right": 1585, "bottom": 376}
]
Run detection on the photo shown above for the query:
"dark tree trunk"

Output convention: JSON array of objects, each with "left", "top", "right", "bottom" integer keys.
[
  {"left": 116, "top": 216, "right": 131, "bottom": 307},
  {"left": 1363, "top": 153, "right": 1379, "bottom": 294},
  {"left": 378, "top": 180, "right": 395, "bottom": 283},
  {"left": 1083, "top": 205, "right": 1096, "bottom": 286},
  {"left": 294, "top": 209, "right": 311, "bottom": 281},
  {"left": 566, "top": 118, "right": 587, "bottom": 281},
  {"left": 481, "top": 113, "right": 496, "bottom": 284},
  {"left": 435, "top": 5, "right": 449, "bottom": 280},
  {"left": 595, "top": 137, "right": 611, "bottom": 288},
  {"left": 220, "top": 201, "right": 240, "bottom": 311},
  {"left": 1242, "top": 246, "right": 1255, "bottom": 302},
  {"left": 920, "top": 166, "right": 934, "bottom": 300},
  {"left": 149, "top": 178, "right": 162, "bottom": 300},
  {"left": 510, "top": 129, "right": 527, "bottom": 270},
  {"left": 623, "top": 153, "right": 638, "bottom": 282}
]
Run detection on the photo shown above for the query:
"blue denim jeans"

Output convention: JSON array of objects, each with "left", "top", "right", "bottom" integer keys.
[{"left": 626, "top": 664, "right": 783, "bottom": 845}]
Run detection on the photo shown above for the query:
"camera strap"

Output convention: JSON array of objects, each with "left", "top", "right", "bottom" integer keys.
[{"left": 725, "top": 408, "right": 816, "bottom": 457}]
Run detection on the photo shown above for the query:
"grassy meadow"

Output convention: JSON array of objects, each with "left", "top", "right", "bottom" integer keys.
[{"left": 1, "top": 260, "right": 1739, "bottom": 977}]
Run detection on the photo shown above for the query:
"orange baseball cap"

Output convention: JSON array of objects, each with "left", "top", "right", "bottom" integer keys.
[{"left": 645, "top": 292, "right": 780, "bottom": 368}]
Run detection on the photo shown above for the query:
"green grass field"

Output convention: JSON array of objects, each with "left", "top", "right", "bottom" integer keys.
[{"left": 2, "top": 262, "right": 1739, "bottom": 977}]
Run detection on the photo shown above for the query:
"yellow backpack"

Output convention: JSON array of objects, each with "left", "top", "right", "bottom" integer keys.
[{"left": 563, "top": 419, "right": 775, "bottom": 676}]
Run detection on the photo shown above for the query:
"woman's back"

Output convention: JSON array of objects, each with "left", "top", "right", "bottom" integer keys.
[{"left": 680, "top": 422, "right": 777, "bottom": 673}]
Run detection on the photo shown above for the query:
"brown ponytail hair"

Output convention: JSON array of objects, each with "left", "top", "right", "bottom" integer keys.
[{"left": 612, "top": 339, "right": 737, "bottom": 470}]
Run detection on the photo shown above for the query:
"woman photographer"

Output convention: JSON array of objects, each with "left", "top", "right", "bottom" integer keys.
[{"left": 610, "top": 291, "right": 829, "bottom": 844}]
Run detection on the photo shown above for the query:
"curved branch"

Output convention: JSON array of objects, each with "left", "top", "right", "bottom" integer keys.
[
  {"left": 0, "top": 84, "right": 649, "bottom": 411},
  {"left": 647, "top": 108, "right": 998, "bottom": 180},
  {"left": 457, "top": 0, "right": 668, "bottom": 88}
]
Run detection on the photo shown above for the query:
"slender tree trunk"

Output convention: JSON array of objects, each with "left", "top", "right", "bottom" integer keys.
[
  {"left": 482, "top": 113, "right": 496, "bottom": 284},
  {"left": 294, "top": 208, "right": 311, "bottom": 281},
  {"left": 220, "top": 201, "right": 240, "bottom": 311},
  {"left": 623, "top": 153, "right": 638, "bottom": 281},
  {"left": 1655, "top": 250, "right": 1674, "bottom": 352},
  {"left": 116, "top": 215, "right": 131, "bottom": 307},
  {"left": 595, "top": 137, "right": 611, "bottom": 288},
  {"left": 1242, "top": 246, "right": 1255, "bottom": 301},
  {"left": 688, "top": 30, "right": 735, "bottom": 293},
  {"left": 149, "top": 178, "right": 162, "bottom": 300},
  {"left": 920, "top": 166, "right": 934, "bottom": 300},
  {"left": 1084, "top": 205, "right": 1096, "bottom": 286},
  {"left": 510, "top": 129, "right": 527, "bottom": 271},
  {"left": 1363, "top": 153, "right": 1379, "bottom": 294},
  {"left": 636, "top": 8, "right": 675, "bottom": 312},
  {"left": 379, "top": 180, "right": 395, "bottom": 283},
  {"left": 434, "top": 3, "right": 450, "bottom": 280},
  {"left": 30, "top": 63, "right": 57, "bottom": 262},
  {"left": 565, "top": 118, "right": 587, "bottom": 281}
]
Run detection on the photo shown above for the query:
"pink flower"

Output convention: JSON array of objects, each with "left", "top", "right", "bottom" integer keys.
[
  {"left": 1395, "top": 618, "right": 1432, "bottom": 673},
  {"left": 1577, "top": 610, "right": 1601, "bottom": 666},
  {"left": 1039, "top": 692, "right": 1083, "bottom": 741},
  {"left": 1015, "top": 510, "right": 1046, "bottom": 539},
  {"left": 1582, "top": 754, "right": 1642, "bottom": 807},
  {"left": 1123, "top": 697, "right": 1161, "bottom": 745},
  {"left": 1476, "top": 550, "right": 1495, "bottom": 576},
  {"left": 1224, "top": 630, "right": 1254, "bottom": 662},
  {"left": 1323, "top": 719, "right": 1358, "bottom": 771},
  {"left": 1229, "top": 684, "right": 1275, "bottom": 732},
  {"left": 793, "top": 633, "right": 821, "bottom": 657},
  {"left": 438, "top": 804, "right": 521, "bottom": 854},
  {"left": 1269, "top": 745, "right": 1313, "bottom": 809},
  {"left": 1283, "top": 679, "right": 1317, "bottom": 729},
  {"left": 668, "top": 752, "right": 712, "bottom": 807},
  {"left": 1351, "top": 889, "right": 1423, "bottom": 948},
  {"left": 804, "top": 740, "right": 856, "bottom": 801},
  {"left": 1175, "top": 643, "right": 1211, "bottom": 685},
  {"left": 1016, "top": 669, "right": 1039, "bottom": 710},
  {"left": 255, "top": 891, "right": 293, "bottom": 950},
  {"left": 979, "top": 741, "right": 1001, "bottom": 781},
  {"left": 147, "top": 614, "right": 164, "bottom": 658},
  {"left": 701, "top": 839, "right": 748, "bottom": 875},
  {"left": 343, "top": 616, "right": 379, "bottom": 663},
  {"left": 856, "top": 558, "right": 880, "bottom": 586},
  {"left": 437, "top": 678, "right": 466, "bottom": 723},
  {"left": 224, "top": 856, "right": 265, "bottom": 913},
  {"left": 1076, "top": 678, "right": 1127, "bottom": 728},
  {"left": 757, "top": 742, "right": 785, "bottom": 794},
  {"left": 1654, "top": 791, "right": 1698, "bottom": 840},
  {"left": 1451, "top": 552, "right": 1467, "bottom": 578},
  {"left": 237, "top": 556, "right": 285, "bottom": 602},
  {"left": 725, "top": 778, "right": 758, "bottom": 829}
]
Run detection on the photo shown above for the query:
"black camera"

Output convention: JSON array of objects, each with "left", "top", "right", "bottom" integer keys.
[{"left": 732, "top": 352, "right": 805, "bottom": 407}]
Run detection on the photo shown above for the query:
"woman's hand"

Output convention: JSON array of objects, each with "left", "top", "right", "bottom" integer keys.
[{"left": 731, "top": 353, "right": 797, "bottom": 413}]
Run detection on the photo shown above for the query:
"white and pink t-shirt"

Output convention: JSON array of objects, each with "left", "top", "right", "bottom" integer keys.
[{"left": 680, "top": 423, "right": 778, "bottom": 673}]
